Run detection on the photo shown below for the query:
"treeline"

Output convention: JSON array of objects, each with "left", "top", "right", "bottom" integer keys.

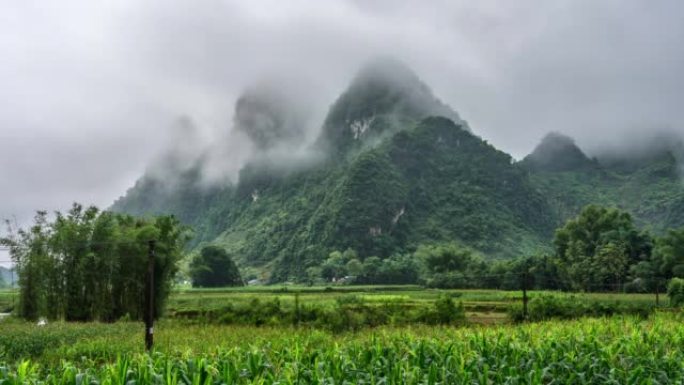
[
  {"left": 307, "top": 205, "right": 684, "bottom": 292},
  {"left": 1, "top": 204, "right": 188, "bottom": 321}
]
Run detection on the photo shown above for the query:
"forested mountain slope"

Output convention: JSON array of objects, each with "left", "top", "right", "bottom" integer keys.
[
  {"left": 113, "top": 60, "right": 684, "bottom": 281},
  {"left": 210, "top": 116, "right": 557, "bottom": 281},
  {"left": 521, "top": 132, "right": 684, "bottom": 232}
]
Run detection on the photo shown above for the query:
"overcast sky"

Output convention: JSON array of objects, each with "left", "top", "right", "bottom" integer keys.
[{"left": 1, "top": 0, "right": 684, "bottom": 248}]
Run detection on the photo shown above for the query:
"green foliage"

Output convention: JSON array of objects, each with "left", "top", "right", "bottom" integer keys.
[
  {"left": 190, "top": 246, "right": 243, "bottom": 288},
  {"left": 176, "top": 292, "right": 463, "bottom": 332},
  {"left": 0, "top": 203, "right": 189, "bottom": 321},
  {"left": 520, "top": 132, "right": 598, "bottom": 172},
  {"left": 111, "top": 66, "right": 684, "bottom": 286},
  {"left": 416, "top": 295, "right": 466, "bottom": 325},
  {"left": 667, "top": 278, "right": 684, "bottom": 307},
  {"left": 416, "top": 243, "right": 489, "bottom": 289},
  {"left": 114, "top": 117, "right": 557, "bottom": 282},
  {"left": 554, "top": 205, "right": 652, "bottom": 291},
  {"left": 508, "top": 294, "right": 654, "bottom": 322},
  {"left": 653, "top": 226, "right": 684, "bottom": 279},
  {"left": 2, "top": 315, "right": 684, "bottom": 383},
  {"left": 526, "top": 144, "right": 684, "bottom": 233}
]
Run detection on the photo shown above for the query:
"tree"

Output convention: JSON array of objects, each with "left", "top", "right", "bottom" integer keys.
[
  {"left": 417, "top": 243, "right": 473, "bottom": 274},
  {"left": 377, "top": 253, "right": 419, "bottom": 284},
  {"left": 1, "top": 203, "right": 189, "bottom": 322},
  {"left": 190, "top": 246, "right": 243, "bottom": 287},
  {"left": 667, "top": 278, "right": 684, "bottom": 307},
  {"left": 416, "top": 243, "right": 482, "bottom": 288},
  {"left": 554, "top": 205, "right": 652, "bottom": 291},
  {"left": 1, "top": 211, "right": 51, "bottom": 320},
  {"left": 358, "top": 256, "right": 382, "bottom": 284},
  {"left": 354, "top": 253, "right": 419, "bottom": 284},
  {"left": 628, "top": 260, "right": 661, "bottom": 293},
  {"left": 345, "top": 258, "right": 363, "bottom": 277},
  {"left": 595, "top": 242, "right": 628, "bottom": 291},
  {"left": 653, "top": 227, "right": 684, "bottom": 279},
  {"left": 320, "top": 250, "right": 354, "bottom": 281}
]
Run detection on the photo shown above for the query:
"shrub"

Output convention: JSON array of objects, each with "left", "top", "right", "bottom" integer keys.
[
  {"left": 416, "top": 295, "right": 466, "bottom": 325},
  {"left": 190, "top": 246, "right": 243, "bottom": 288},
  {"left": 508, "top": 294, "right": 654, "bottom": 322},
  {"left": 667, "top": 278, "right": 684, "bottom": 307}
]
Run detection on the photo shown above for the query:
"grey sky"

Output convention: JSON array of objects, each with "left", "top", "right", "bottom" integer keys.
[{"left": 1, "top": 0, "right": 684, "bottom": 239}]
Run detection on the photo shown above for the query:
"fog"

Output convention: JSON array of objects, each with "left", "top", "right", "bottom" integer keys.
[{"left": 2, "top": 0, "right": 684, "bottom": 235}]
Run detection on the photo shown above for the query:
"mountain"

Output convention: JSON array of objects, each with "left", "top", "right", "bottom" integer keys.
[
  {"left": 113, "top": 60, "right": 554, "bottom": 280},
  {"left": 520, "top": 132, "right": 598, "bottom": 172},
  {"left": 316, "top": 57, "right": 467, "bottom": 157},
  {"left": 234, "top": 81, "right": 310, "bottom": 151},
  {"left": 113, "top": 59, "right": 684, "bottom": 281},
  {"left": 521, "top": 132, "right": 684, "bottom": 231}
]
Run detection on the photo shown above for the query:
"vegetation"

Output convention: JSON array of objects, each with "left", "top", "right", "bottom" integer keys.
[
  {"left": 163, "top": 286, "right": 664, "bottom": 330},
  {"left": 0, "top": 204, "right": 188, "bottom": 322},
  {"left": 5, "top": 201, "right": 681, "bottom": 325},
  {"left": 113, "top": 64, "right": 562, "bottom": 281},
  {"left": 170, "top": 292, "right": 466, "bottom": 332},
  {"left": 190, "top": 246, "right": 243, "bottom": 288},
  {"left": 3, "top": 60, "right": 683, "bottom": 383},
  {"left": 653, "top": 226, "right": 684, "bottom": 279},
  {"left": 524, "top": 134, "right": 684, "bottom": 233},
  {"left": 1, "top": 314, "right": 684, "bottom": 383},
  {"left": 554, "top": 205, "right": 652, "bottom": 291},
  {"left": 667, "top": 278, "right": 684, "bottom": 307},
  {"left": 508, "top": 294, "right": 653, "bottom": 322},
  {"left": 111, "top": 60, "right": 684, "bottom": 284}
]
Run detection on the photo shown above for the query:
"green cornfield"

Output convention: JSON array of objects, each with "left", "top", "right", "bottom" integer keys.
[{"left": 1, "top": 313, "right": 684, "bottom": 384}]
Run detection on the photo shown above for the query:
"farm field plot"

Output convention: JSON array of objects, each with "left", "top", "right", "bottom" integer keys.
[
  {"left": 0, "top": 287, "right": 674, "bottom": 383},
  {"left": 1, "top": 313, "right": 683, "bottom": 383},
  {"left": 165, "top": 286, "right": 664, "bottom": 326},
  {"left": 0, "top": 286, "right": 665, "bottom": 327}
]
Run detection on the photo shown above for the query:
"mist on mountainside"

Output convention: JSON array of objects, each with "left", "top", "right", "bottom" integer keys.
[
  {"left": 584, "top": 130, "right": 684, "bottom": 177},
  {"left": 139, "top": 53, "right": 684, "bottom": 198},
  {"left": 106, "top": 54, "right": 684, "bottom": 279},
  {"left": 521, "top": 128, "right": 684, "bottom": 178},
  {"left": 142, "top": 58, "right": 472, "bottom": 189},
  {"left": 317, "top": 57, "right": 467, "bottom": 156},
  {"left": 520, "top": 132, "right": 597, "bottom": 172},
  {"left": 142, "top": 76, "right": 328, "bottom": 188}
]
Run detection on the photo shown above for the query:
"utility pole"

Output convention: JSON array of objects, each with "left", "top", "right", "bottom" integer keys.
[
  {"left": 521, "top": 262, "right": 529, "bottom": 321},
  {"left": 145, "top": 240, "right": 156, "bottom": 351},
  {"left": 655, "top": 277, "right": 660, "bottom": 307},
  {"left": 10, "top": 267, "right": 14, "bottom": 310},
  {"left": 294, "top": 291, "right": 301, "bottom": 327},
  {"left": 522, "top": 272, "right": 529, "bottom": 320}
]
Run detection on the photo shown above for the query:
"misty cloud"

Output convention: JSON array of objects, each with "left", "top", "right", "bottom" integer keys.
[{"left": 2, "top": 0, "right": 684, "bottom": 232}]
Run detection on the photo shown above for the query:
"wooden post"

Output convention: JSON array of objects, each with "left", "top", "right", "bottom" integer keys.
[
  {"left": 145, "top": 240, "right": 155, "bottom": 351},
  {"left": 294, "top": 291, "right": 300, "bottom": 327},
  {"left": 522, "top": 269, "right": 529, "bottom": 321},
  {"left": 10, "top": 268, "right": 15, "bottom": 310}
]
